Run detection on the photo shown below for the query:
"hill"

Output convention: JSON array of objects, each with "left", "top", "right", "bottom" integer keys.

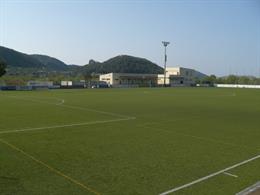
[
  {"left": 84, "top": 55, "right": 164, "bottom": 74},
  {"left": 0, "top": 46, "right": 73, "bottom": 72},
  {"left": 0, "top": 46, "right": 163, "bottom": 75},
  {"left": 0, "top": 46, "right": 44, "bottom": 69},
  {"left": 30, "top": 54, "right": 68, "bottom": 71}
]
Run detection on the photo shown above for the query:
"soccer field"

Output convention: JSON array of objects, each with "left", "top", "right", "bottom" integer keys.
[{"left": 0, "top": 88, "right": 259, "bottom": 195}]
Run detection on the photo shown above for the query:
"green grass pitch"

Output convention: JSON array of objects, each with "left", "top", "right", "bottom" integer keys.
[{"left": 0, "top": 88, "right": 259, "bottom": 195}]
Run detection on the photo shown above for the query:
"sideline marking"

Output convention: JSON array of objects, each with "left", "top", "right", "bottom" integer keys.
[
  {"left": 0, "top": 117, "right": 135, "bottom": 135},
  {"left": 159, "top": 154, "right": 260, "bottom": 195},
  {"left": 0, "top": 138, "right": 101, "bottom": 195},
  {"left": 223, "top": 172, "right": 238, "bottom": 178},
  {"left": 236, "top": 181, "right": 260, "bottom": 195}
]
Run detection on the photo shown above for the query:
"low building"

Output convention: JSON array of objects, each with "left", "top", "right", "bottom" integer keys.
[
  {"left": 27, "top": 81, "right": 53, "bottom": 87},
  {"left": 61, "top": 81, "right": 73, "bottom": 87},
  {"left": 27, "top": 81, "right": 53, "bottom": 89},
  {"left": 158, "top": 67, "right": 207, "bottom": 86},
  {"left": 100, "top": 73, "right": 158, "bottom": 87},
  {"left": 100, "top": 67, "right": 207, "bottom": 88}
]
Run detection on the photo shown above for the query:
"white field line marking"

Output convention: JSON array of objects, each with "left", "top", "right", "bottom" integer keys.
[
  {"left": 0, "top": 118, "right": 135, "bottom": 135},
  {"left": 0, "top": 138, "right": 101, "bottom": 195},
  {"left": 56, "top": 99, "right": 65, "bottom": 105},
  {"left": 159, "top": 154, "right": 260, "bottom": 195},
  {"left": 223, "top": 172, "right": 238, "bottom": 178},
  {"left": 6, "top": 95, "right": 134, "bottom": 119},
  {"left": 236, "top": 181, "right": 260, "bottom": 195}
]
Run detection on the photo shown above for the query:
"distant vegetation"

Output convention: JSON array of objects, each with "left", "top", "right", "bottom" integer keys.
[{"left": 198, "top": 74, "right": 260, "bottom": 85}]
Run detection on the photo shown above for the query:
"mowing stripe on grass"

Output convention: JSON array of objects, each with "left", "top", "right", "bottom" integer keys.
[
  {"left": 0, "top": 117, "right": 135, "bottom": 134},
  {"left": 136, "top": 117, "right": 200, "bottom": 128},
  {"left": 0, "top": 138, "right": 101, "bottom": 195},
  {"left": 159, "top": 154, "right": 260, "bottom": 195},
  {"left": 59, "top": 104, "right": 134, "bottom": 119},
  {"left": 144, "top": 126, "right": 257, "bottom": 151},
  {"left": 5, "top": 95, "right": 134, "bottom": 119}
]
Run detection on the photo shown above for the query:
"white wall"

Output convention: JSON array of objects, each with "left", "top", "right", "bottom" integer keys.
[
  {"left": 215, "top": 84, "right": 260, "bottom": 89},
  {"left": 100, "top": 73, "right": 114, "bottom": 85}
]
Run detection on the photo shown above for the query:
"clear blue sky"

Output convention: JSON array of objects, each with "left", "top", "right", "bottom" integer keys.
[{"left": 0, "top": 0, "right": 259, "bottom": 76}]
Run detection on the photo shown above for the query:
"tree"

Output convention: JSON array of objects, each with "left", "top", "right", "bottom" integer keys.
[
  {"left": 216, "top": 77, "right": 225, "bottom": 84},
  {"left": 226, "top": 75, "right": 239, "bottom": 84},
  {"left": 208, "top": 74, "right": 217, "bottom": 84},
  {"left": 201, "top": 74, "right": 217, "bottom": 86},
  {"left": 83, "top": 72, "right": 93, "bottom": 88},
  {"left": 0, "top": 60, "right": 7, "bottom": 77},
  {"left": 238, "top": 76, "right": 250, "bottom": 85}
]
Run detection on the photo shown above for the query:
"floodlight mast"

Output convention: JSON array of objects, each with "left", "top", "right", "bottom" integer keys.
[{"left": 162, "top": 41, "right": 170, "bottom": 87}]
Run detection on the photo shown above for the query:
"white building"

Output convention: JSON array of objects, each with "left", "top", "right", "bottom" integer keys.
[
  {"left": 158, "top": 67, "right": 206, "bottom": 86},
  {"left": 100, "top": 67, "right": 207, "bottom": 87},
  {"left": 100, "top": 73, "right": 158, "bottom": 87},
  {"left": 61, "top": 81, "right": 73, "bottom": 87}
]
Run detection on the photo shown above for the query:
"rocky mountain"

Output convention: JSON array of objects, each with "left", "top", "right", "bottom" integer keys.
[{"left": 84, "top": 55, "right": 163, "bottom": 74}]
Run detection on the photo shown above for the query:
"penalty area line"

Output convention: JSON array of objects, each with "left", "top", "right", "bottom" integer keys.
[
  {"left": 223, "top": 172, "right": 238, "bottom": 178},
  {"left": 0, "top": 117, "right": 136, "bottom": 135},
  {"left": 56, "top": 99, "right": 65, "bottom": 105},
  {"left": 159, "top": 154, "right": 260, "bottom": 195},
  {"left": 0, "top": 138, "right": 101, "bottom": 195}
]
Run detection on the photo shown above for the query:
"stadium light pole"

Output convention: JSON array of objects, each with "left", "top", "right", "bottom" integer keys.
[{"left": 162, "top": 41, "right": 170, "bottom": 87}]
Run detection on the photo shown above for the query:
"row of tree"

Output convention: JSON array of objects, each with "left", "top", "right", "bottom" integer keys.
[
  {"left": 0, "top": 60, "right": 6, "bottom": 77},
  {"left": 198, "top": 75, "right": 260, "bottom": 85}
]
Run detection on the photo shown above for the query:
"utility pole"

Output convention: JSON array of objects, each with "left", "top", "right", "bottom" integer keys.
[{"left": 162, "top": 41, "right": 170, "bottom": 87}]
